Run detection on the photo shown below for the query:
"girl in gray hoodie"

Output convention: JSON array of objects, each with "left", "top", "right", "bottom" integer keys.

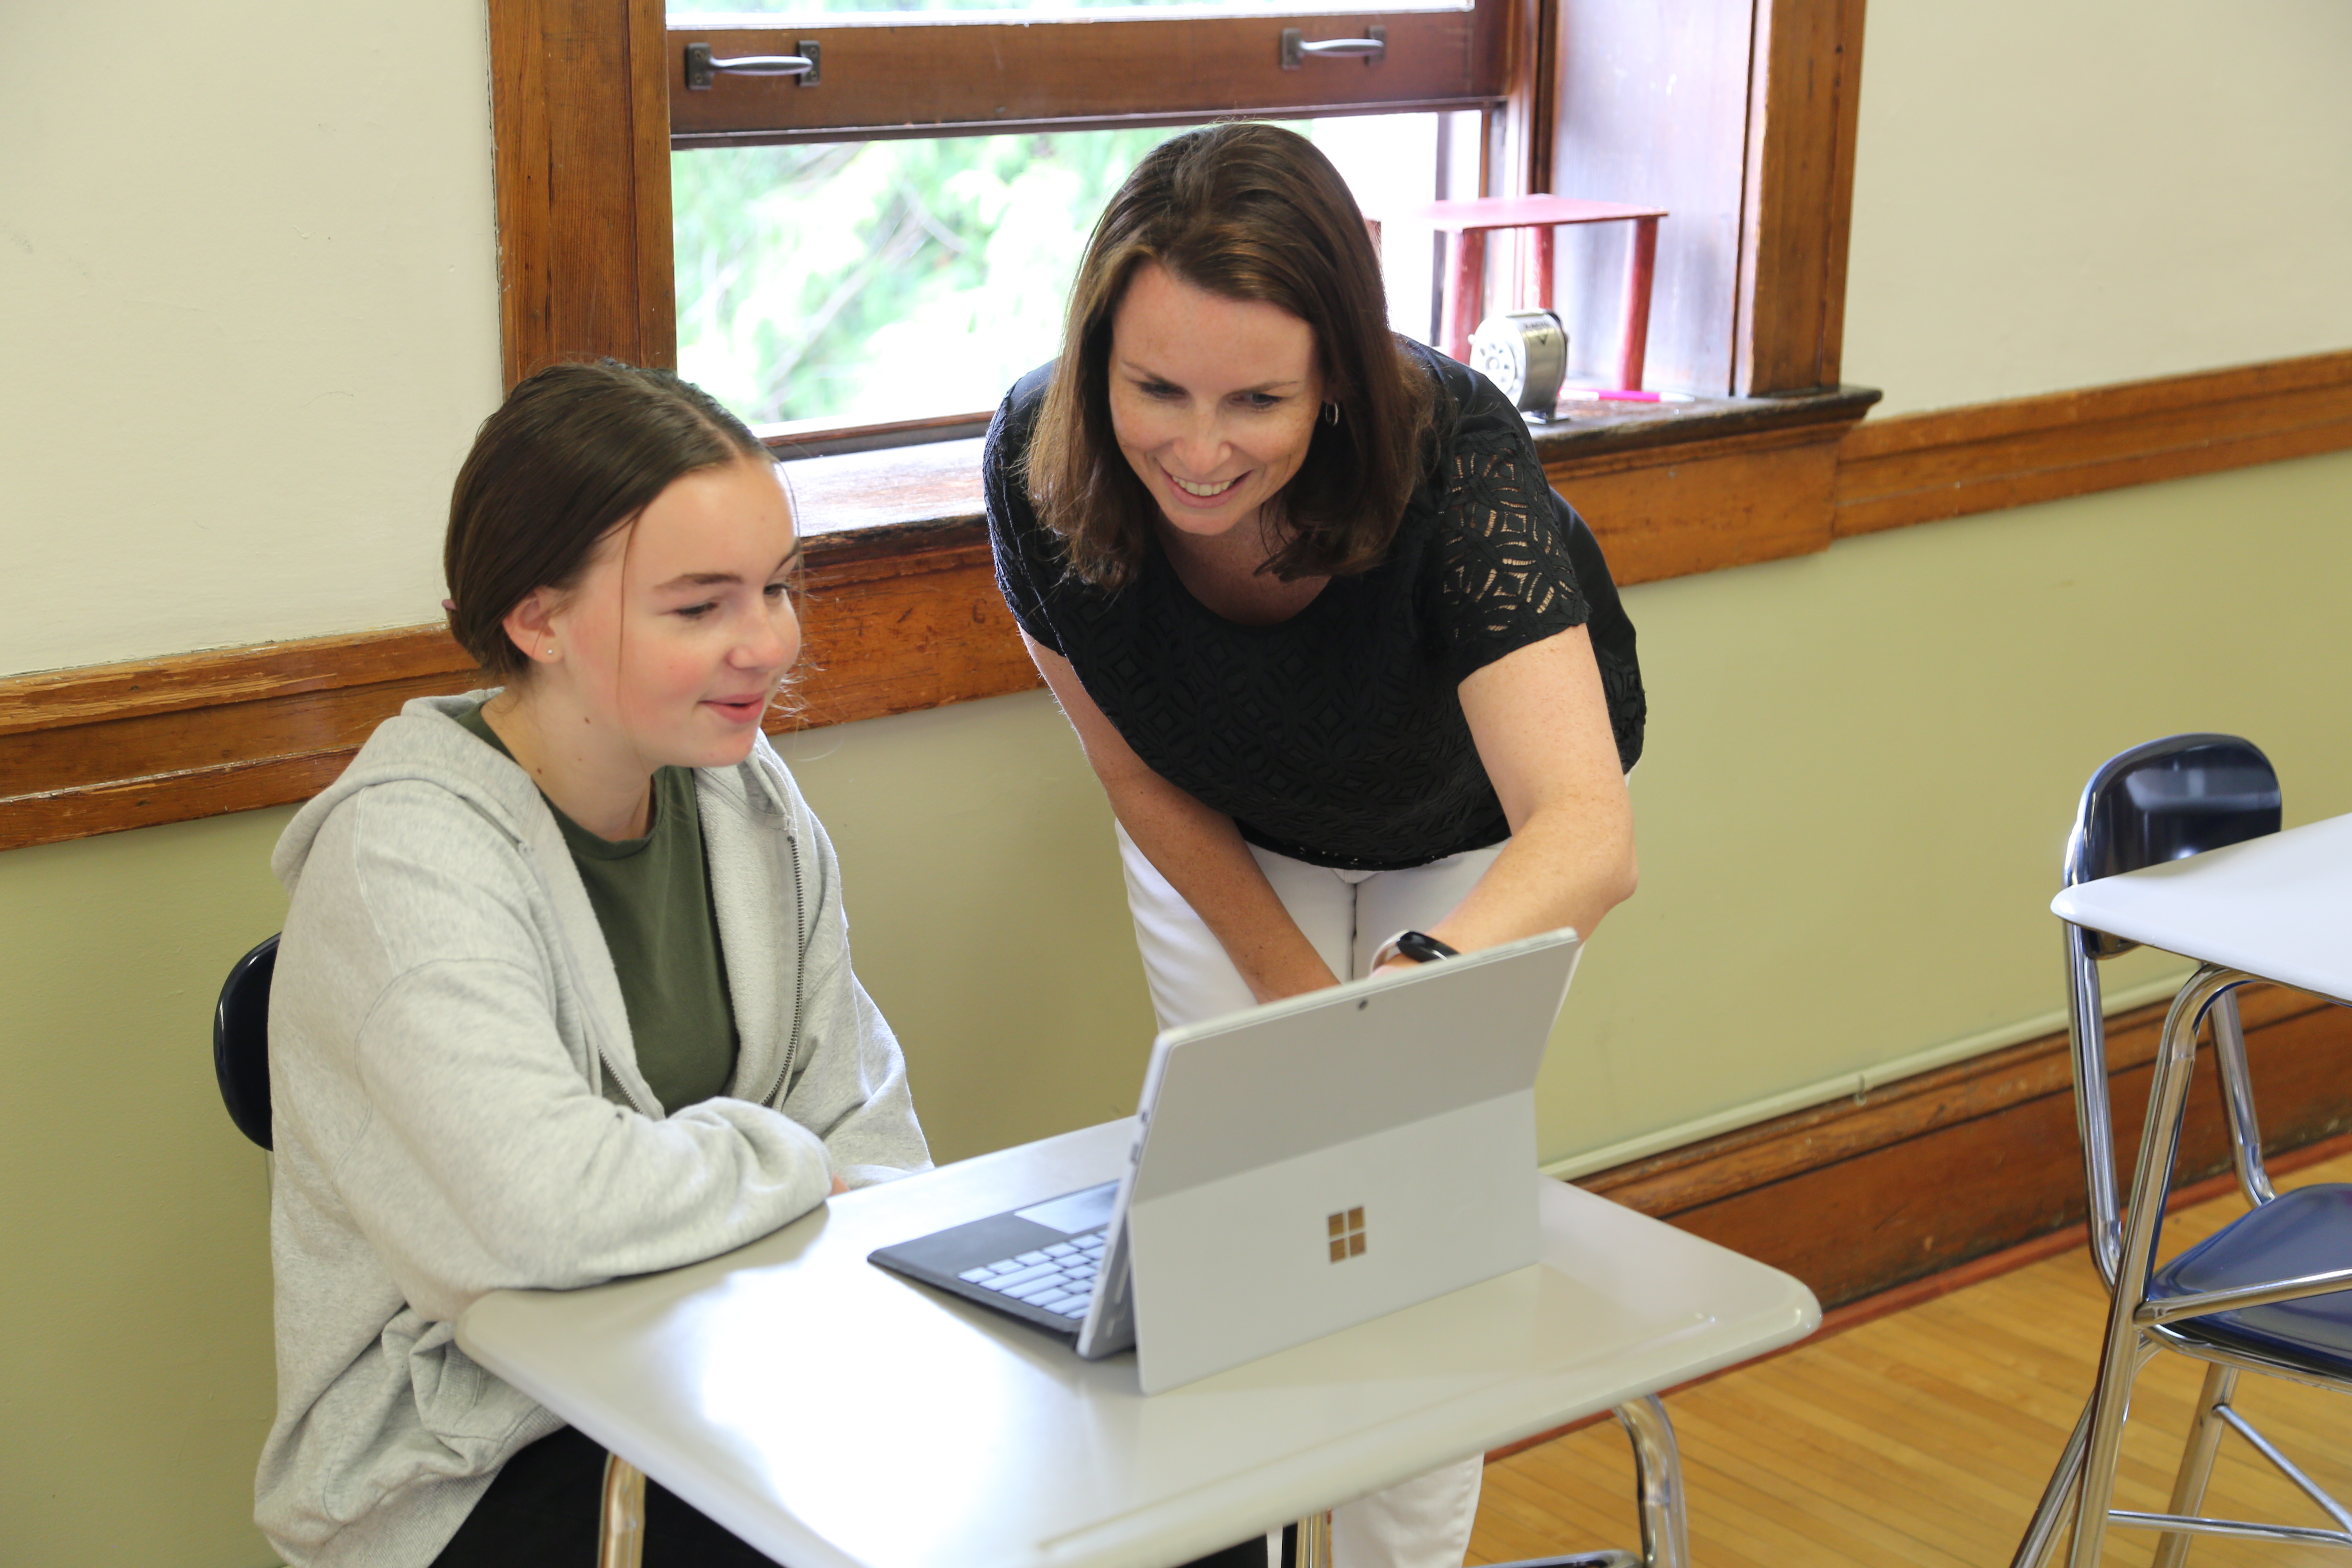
[{"left": 256, "top": 364, "right": 931, "bottom": 1567}]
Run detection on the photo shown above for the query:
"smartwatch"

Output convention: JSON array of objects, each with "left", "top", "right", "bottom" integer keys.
[{"left": 1371, "top": 929, "right": 1460, "bottom": 969}]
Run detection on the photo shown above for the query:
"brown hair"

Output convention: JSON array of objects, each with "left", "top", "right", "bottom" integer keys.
[
  {"left": 443, "top": 361, "right": 771, "bottom": 680},
  {"left": 1025, "top": 122, "right": 1432, "bottom": 590}
]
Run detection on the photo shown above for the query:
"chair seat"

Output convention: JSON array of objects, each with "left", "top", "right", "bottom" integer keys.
[{"left": 2152, "top": 1183, "right": 2352, "bottom": 1379}]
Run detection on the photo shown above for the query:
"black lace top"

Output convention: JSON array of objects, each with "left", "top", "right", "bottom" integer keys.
[{"left": 984, "top": 343, "right": 1644, "bottom": 871}]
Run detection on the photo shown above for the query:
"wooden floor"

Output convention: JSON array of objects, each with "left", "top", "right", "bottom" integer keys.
[{"left": 1470, "top": 1150, "right": 2352, "bottom": 1568}]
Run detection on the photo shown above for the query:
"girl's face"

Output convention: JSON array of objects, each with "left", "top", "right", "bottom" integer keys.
[
  {"left": 1106, "top": 261, "right": 1325, "bottom": 542},
  {"left": 536, "top": 454, "right": 802, "bottom": 772}
]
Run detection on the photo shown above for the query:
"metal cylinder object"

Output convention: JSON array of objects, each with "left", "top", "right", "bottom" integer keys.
[{"left": 1468, "top": 309, "right": 1568, "bottom": 418}]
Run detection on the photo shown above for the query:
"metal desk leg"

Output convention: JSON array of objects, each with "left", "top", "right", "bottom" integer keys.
[
  {"left": 1486, "top": 1400, "right": 1681, "bottom": 1568},
  {"left": 599, "top": 1452, "right": 646, "bottom": 1568},
  {"left": 2011, "top": 1336, "right": 2156, "bottom": 1568},
  {"left": 2012, "top": 1394, "right": 2091, "bottom": 1568},
  {"left": 2064, "top": 964, "right": 2245, "bottom": 1568}
]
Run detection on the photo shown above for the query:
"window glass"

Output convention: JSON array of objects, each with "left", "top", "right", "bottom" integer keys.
[{"left": 674, "top": 114, "right": 1472, "bottom": 431}]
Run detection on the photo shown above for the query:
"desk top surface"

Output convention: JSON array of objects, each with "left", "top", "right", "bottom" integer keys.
[
  {"left": 459, "top": 1120, "right": 1817, "bottom": 1568},
  {"left": 2050, "top": 812, "right": 2352, "bottom": 1002}
]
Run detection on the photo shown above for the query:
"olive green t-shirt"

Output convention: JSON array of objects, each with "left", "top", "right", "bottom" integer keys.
[{"left": 453, "top": 700, "right": 739, "bottom": 1110}]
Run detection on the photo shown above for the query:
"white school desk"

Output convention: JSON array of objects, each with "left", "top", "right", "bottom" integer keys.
[
  {"left": 2050, "top": 811, "right": 2352, "bottom": 1006},
  {"left": 458, "top": 1119, "right": 1820, "bottom": 1568}
]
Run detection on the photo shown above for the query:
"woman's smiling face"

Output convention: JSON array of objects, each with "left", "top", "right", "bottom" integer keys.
[{"left": 1106, "top": 261, "right": 1325, "bottom": 542}]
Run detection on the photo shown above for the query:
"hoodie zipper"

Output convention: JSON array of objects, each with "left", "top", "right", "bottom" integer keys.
[{"left": 759, "top": 827, "right": 807, "bottom": 1109}]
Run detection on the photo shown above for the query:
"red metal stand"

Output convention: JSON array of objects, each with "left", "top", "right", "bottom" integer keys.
[{"left": 1406, "top": 196, "right": 1666, "bottom": 394}]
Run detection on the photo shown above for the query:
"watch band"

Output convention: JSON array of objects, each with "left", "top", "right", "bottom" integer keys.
[{"left": 1371, "top": 929, "right": 1461, "bottom": 969}]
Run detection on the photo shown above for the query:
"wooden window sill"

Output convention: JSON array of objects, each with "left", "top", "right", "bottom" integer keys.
[{"left": 782, "top": 382, "right": 1884, "bottom": 576}]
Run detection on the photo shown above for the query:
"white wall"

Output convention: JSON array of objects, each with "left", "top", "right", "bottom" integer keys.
[
  {"left": 0, "top": 0, "right": 502, "bottom": 677},
  {"left": 1843, "top": 0, "right": 2352, "bottom": 415}
]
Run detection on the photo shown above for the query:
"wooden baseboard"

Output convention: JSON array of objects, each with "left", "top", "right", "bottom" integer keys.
[
  {"left": 1833, "top": 349, "right": 2352, "bottom": 536},
  {"left": 1577, "top": 981, "right": 2352, "bottom": 1312},
  {"left": 2, "top": 351, "right": 2342, "bottom": 851}
]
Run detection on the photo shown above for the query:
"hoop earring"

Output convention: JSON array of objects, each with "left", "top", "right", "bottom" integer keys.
[{"left": 1323, "top": 401, "right": 1341, "bottom": 427}]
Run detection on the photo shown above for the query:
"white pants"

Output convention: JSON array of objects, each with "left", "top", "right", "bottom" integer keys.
[{"left": 1115, "top": 824, "right": 1501, "bottom": 1568}]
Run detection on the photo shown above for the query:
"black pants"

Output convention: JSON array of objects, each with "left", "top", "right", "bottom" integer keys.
[{"left": 431, "top": 1425, "right": 1276, "bottom": 1568}]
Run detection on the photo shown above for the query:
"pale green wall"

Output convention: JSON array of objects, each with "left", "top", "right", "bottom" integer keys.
[{"left": 0, "top": 808, "right": 294, "bottom": 1565}]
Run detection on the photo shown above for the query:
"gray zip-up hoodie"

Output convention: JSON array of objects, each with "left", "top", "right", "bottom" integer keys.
[{"left": 255, "top": 694, "right": 929, "bottom": 1568}]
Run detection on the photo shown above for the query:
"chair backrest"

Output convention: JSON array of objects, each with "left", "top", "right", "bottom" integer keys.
[
  {"left": 2064, "top": 734, "right": 2280, "bottom": 958},
  {"left": 214, "top": 933, "right": 280, "bottom": 1150}
]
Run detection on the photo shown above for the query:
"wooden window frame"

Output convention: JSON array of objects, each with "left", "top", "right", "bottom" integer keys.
[
  {"left": 485, "top": 0, "right": 1876, "bottom": 724},
  {"left": 667, "top": 3, "right": 1510, "bottom": 149},
  {"left": 488, "top": 0, "right": 1862, "bottom": 398}
]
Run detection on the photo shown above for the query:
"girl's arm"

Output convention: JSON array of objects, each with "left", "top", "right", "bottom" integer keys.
[
  {"left": 1408, "top": 623, "right": 1637, "bottom": 963},
  {"left": 1025, "top": 633, "right": 1341, "bottom": 1004}
]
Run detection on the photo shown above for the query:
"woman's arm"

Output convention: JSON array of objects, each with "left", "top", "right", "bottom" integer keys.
[
  {"left": 1407, "top": 623, "right": 1637, "bottom": 963},
  {"left": 1025, "top": 632, "right": 1341, "bottom": 1003}
]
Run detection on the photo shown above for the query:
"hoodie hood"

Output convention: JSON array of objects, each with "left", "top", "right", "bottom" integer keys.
[{"left": 275, "top": 693, "right": 542, "bottom": 898}]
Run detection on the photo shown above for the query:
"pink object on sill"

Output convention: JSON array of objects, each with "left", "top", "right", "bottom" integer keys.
[{"left": 1403, "top": 195, "right": 1667, "bottom": 397}]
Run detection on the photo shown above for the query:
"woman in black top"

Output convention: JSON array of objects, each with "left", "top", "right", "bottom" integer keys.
[{"left": 985, "top": 124, "right": 1642, "bottom": 1568}]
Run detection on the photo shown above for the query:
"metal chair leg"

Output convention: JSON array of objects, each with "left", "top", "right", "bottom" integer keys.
[
  {"left": 1617, "top": 1397, "right": 1688, "bottom": 1568},
  {"left": 598, "top": 1452, "right": 646, "bottom": 1568},
  {"left": 2151, "top": 1365, "right": 2238, "bottom": 1568}
]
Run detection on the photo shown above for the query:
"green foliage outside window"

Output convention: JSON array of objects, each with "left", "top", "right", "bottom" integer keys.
[{"left": 674, "top": 123, "right": 1311, "bottom": 428}]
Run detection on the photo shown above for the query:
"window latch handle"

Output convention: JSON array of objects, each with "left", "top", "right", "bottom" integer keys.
[
  {"left": 1280, "top": 25, "right": 1385, "bottom": 70},
  {"left": 684, "top": 41, "right": 822, "bottom": 90}
]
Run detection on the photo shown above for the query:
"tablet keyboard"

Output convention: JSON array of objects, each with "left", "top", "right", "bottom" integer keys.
[{"left": 956, "top": 1230, "right": 1107, "bottom": 1319}]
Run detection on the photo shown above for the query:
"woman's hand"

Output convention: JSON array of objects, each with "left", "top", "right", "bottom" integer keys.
[
  {"left": 1024, "top": 634, "right": 1341, "bottom": 1003},
  {"left": 1431, "top": 625, "right": 1637, "bottom": 954}
]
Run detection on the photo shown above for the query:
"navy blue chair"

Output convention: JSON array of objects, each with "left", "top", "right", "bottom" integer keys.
[
  {"left": 2013, "top": 735, "right": 2352, "bottom": 1568},
  {"left": 213, "top": 933, "right": 278, "bottom": 1150}
]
